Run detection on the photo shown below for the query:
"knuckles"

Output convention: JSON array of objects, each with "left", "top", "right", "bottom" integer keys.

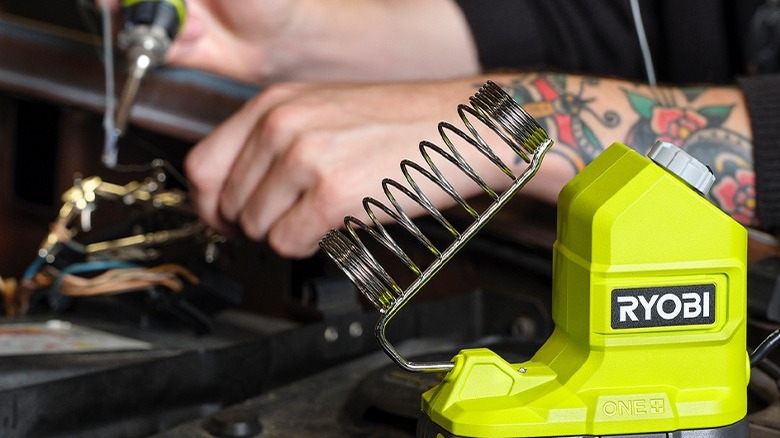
[
  {"left": 267, "top": 231, "right": 319, "bottom": 259},
  {"left": 183, "top": 145, "right": 217, "bottom": 194},
  {"left": 187, "top": 82, "right": 360, "bottom": 258},
  {"left": 238, "top": 210, "right": 264, "bottom": 242}
]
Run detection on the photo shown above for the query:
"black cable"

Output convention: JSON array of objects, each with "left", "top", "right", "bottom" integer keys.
[{"left": 750, "top": 328, "right": 780, "bottom": 367}]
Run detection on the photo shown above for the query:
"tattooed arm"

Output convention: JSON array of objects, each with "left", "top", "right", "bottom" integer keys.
[
  {"left": 497, "top": 73, "right": 755, "bottom": 226},
  {"left": 184, "top": 73, "right": 755, "bottom": 257}
]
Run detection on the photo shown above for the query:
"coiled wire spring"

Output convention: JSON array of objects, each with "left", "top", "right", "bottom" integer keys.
[{"left": 319, "top": 81, "right": 552, "bottom": 372}]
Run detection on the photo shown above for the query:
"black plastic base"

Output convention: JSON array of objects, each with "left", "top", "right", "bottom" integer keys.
[{"left": 416, "top": 414, "right": 750, "bottom": 438}]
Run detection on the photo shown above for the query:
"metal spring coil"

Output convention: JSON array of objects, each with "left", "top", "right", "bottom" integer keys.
[{"left": 320, "top": 81, "right": 552, "bottom": 372}]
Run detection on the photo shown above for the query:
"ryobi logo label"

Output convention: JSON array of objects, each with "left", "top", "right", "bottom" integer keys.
[{"left": 611, "top": 284, "right": 715, "bottom": 329}]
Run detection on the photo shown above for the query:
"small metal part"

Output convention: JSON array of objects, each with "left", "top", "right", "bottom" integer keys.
[
  {"left": 320, "top": 81, "right": 552, "bottom": 372},
  {"left": 510, "top": 315, "right": 538, "bottom": 341},
  {"left": 348, "top": 321, "right": 364, "bottom": 338},
  {"left": 114, "top": 27, "right": 169, "bottom": 137},
  {"left": 203, "top": 408, "right": 263, "bottom": 438},
  {"left": 36, "top": 168, "right": 200, "bottom": 265},
  {"left": 204, "top": 240, "right": 219, "bottom": 264},
  {"left": 84, "top": 225, "right": 202, "bottom": 254},
  {"left": 107, "top": 0, "right": 186, "bottom": 164},
  {"left": 324, "top": 326, "right": 339, "bottom": 343},
  {"left": 79, "top": 202, "right": 95, "bottom": 232}
]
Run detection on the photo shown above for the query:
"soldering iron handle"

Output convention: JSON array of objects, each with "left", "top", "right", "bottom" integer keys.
[{"left": 120, "top": 0, "right": 187, "bottom": 41}]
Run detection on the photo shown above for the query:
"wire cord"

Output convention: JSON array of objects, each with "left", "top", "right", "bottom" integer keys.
[
  {"left": 630, "top": 0, "right": 657, "bottom": 86},
  {"left": 750, "top": 328, "right": 780, "bottom": 367}
]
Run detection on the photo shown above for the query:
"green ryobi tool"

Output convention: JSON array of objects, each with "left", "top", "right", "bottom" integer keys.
[
  {"left": 319, "top": 82, "right": 754, "bottom": 438},
  {"left": 417, "top": 140, "right": 749, "bottom": 437}
]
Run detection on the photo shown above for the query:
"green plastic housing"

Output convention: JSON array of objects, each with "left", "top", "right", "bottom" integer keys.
[{"left": 421, "top": 142, "right": 749, "bottom": 437}]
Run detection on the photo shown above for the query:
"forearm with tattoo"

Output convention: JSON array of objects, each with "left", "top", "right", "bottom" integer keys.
[{"left": 494, "top": 73, "right": 756, "bottom": 227}]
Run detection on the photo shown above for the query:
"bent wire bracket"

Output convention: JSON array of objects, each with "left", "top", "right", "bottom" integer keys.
[{"left": 320, "top": 81, "right": 552, "bottom": 372}]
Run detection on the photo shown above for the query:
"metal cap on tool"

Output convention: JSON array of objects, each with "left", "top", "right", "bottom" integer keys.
[{"left": 648, "top": 139, "right": 715, "bottom": 195}]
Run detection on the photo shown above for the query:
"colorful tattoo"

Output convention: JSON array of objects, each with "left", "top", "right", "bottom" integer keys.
[
  {"left": 500, "top": 74, "right": 619, "bottom": 173},
  {"left": 623, "top": 87, "right": 756, "bottom": 225},
  {"left": 496, "top": 75, "right": 755, "bottom": 226}
]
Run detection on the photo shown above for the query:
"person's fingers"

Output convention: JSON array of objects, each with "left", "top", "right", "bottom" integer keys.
[
  {"left": 187, "top": 79, "right": 495, "bottom": 258},
  {"left": 165, "top": 0, "right": 208, "bottom": 66},
  {"left": 216, "top": 85, "right": 316, "bottom": 222},
  {"left": 184, "top": 139, "right": 240, "bottom": 234},
  {"left": 265, "top": 189, "right": 336, "bottom": 258},
  {"left": 236, "top": 146, "right": 317, "bottom": 244},
  {"left": 184, "top": 92, "right": 284, "bottom": 232},
  {"left": 163, "top": 0, "right": 289, "bottom": 82},
  {"left": 257, "top": 132, "right": 408, "bottom": 258},
  {"left": 213, "top": 129, "right": 268, "bottom": 225}
]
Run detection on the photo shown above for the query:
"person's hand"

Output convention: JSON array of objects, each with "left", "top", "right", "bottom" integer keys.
[
  {"left": 165, "top": 0, "right": 479, "bottom": 84},
  {"left": 184, "top": 78, "right": 555, "bottom": 258},
  {"left": 163, "top": 0, "right": 295, "bottom": 83}
]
